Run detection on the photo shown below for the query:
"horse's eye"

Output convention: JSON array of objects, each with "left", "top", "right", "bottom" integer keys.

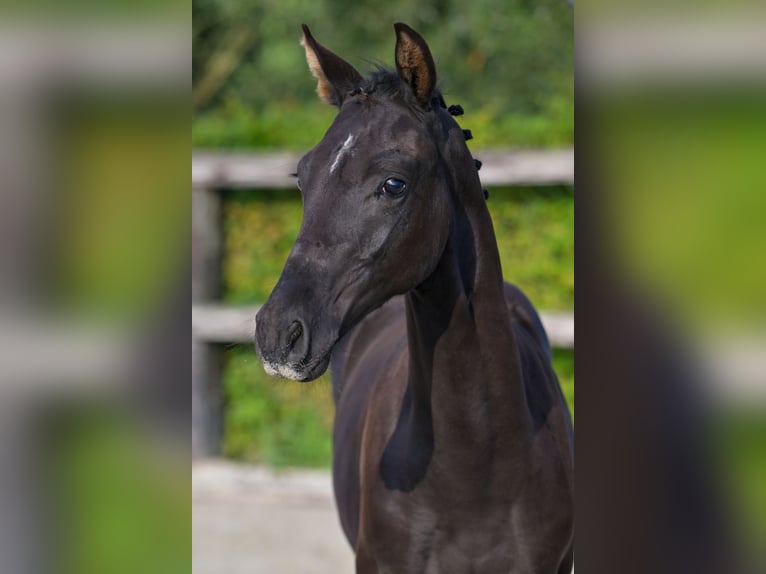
[{"left": 382, "top": 178, "right": 407, "bottom": 197}]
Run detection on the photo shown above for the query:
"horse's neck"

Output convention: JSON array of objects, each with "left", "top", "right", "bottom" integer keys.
[{"left": 404, "top": 200, "right": 532, "bottom": 451}]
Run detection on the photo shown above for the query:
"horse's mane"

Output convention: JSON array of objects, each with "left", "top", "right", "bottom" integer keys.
[{"left": 354, "top": 67, "right": 444, "bottom": 112}]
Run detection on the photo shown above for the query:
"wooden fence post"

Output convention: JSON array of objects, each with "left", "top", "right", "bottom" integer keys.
[{"left": 192, "top": 187, "right": 223, "bottom": 457}]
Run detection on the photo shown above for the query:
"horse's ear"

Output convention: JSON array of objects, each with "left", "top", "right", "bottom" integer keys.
[
  {"left": 394, "top": 23, "right": 436, "bottom": 107},
  {"left": 301, "top": 24, "right": 363, "bottom": 107}
]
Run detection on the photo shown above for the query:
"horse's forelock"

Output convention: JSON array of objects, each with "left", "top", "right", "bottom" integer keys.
[{"left": 346, "top": 68, "right": 445, "bottom": 115}]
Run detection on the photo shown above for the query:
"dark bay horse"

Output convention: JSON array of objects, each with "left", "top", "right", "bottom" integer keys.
[{"left": 255, "top": 23, "right": 573, "bottom": 573}]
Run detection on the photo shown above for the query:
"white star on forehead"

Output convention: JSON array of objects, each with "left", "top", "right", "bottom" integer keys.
[{"left": 330, "top": 134, "right": 355, "bottom": 174}]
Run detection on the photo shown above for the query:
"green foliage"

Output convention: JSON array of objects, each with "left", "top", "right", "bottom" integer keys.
[
  {"left": 223, "top": 346, "right": 335, "bottom": 467},
  {"left": 192, "top": 0, "right": 573, "bottom": 148},
  {"left": 464, "top": 98, "right": 574, "bottom": 149},
  {"left": 52, "top": 411, "right": 189, "bottom": 574},
  {"left": 193, "top": 101, "right": 339, "bottom": 150},
  {"left": 222, "top": 189, "right": 302, "bottom": 303},
  {"left": 487, "top": 186, "right": 574, "bottom": 310},
  {"left": 193, "top": 99, "right": 573, "bottom": 150},
  {"left": 58, "top": 101, "right": 188, "bottom": 320},
  {"left": 596, "top": 93, "right": 766, "bottom": 330}
]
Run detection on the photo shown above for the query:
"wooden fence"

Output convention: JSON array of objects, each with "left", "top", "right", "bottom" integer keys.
[{"left": 192, "top": 149, "right": 575, "bottom": 457}]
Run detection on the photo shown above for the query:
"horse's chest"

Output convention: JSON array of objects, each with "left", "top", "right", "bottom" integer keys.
[
  {"left": 361, "top": 491, "right": 521, "bottom": 573},
  {"left": 358, "top": 457, "right": 572, "bottom": 573},
  {"left": 424, "top": 517, "right": 519, "bottom": 573}
]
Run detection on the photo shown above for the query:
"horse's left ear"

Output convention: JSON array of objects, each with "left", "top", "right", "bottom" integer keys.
[
  {"left": 301, "top": 24, "right": 363, "bottom": 107},
  {"left": 394, "top": 23, "right": 437, "bottom": 107}
]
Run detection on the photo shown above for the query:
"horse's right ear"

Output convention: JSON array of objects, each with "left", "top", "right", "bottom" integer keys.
[{"left": 301, "top": 24, "right": 363, "bottom": 107}]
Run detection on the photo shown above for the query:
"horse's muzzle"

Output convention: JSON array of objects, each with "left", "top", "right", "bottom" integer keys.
[{"left": 254, "top": 305, "right": 334, "bottom": 382}]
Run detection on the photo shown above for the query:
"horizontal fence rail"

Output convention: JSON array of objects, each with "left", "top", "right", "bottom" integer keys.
[
  {"left": 192, "top": 148, "right": 574, "bottom": 189},
  {"left": 192, "top": 148, "right": 574, "bottom": 457},
  {"left": 192, "top": 304, "right": 575, "bottom": 350}
]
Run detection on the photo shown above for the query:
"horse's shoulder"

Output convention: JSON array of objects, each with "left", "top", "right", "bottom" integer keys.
[{"left": 502, "top": 282, "right": 551, "bottom": 359}]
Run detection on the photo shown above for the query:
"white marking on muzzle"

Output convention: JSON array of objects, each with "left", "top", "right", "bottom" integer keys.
[
  {"left": 330, "top": 134, "right": 355, "bottom": 174},
  {"left": 262, "top": 361, "right": 305, "bottom": 381}
]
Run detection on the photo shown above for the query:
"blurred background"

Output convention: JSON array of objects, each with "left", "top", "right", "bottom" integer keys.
[
  {"left": 577, "top": 2, "right": 766, "bottom": 573},
  {"left": 0, "top": 0, "right": 762, "bottom": 572},
  {"left": 0, "top": 2, "right": 189, "bottom": 574}
]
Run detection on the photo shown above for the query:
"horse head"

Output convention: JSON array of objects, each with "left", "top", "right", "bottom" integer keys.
[{"left": 255, "top": 23, "right": 479, "bottom": 381}]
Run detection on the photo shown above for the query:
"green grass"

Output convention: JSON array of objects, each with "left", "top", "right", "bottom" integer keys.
[{"left": 221, "top": 185, "right": 574, "bottom": 467}]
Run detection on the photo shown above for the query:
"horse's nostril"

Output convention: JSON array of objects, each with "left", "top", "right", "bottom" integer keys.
[{"left": 286, "top": 320, "right": 303, "bottom": 349}]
